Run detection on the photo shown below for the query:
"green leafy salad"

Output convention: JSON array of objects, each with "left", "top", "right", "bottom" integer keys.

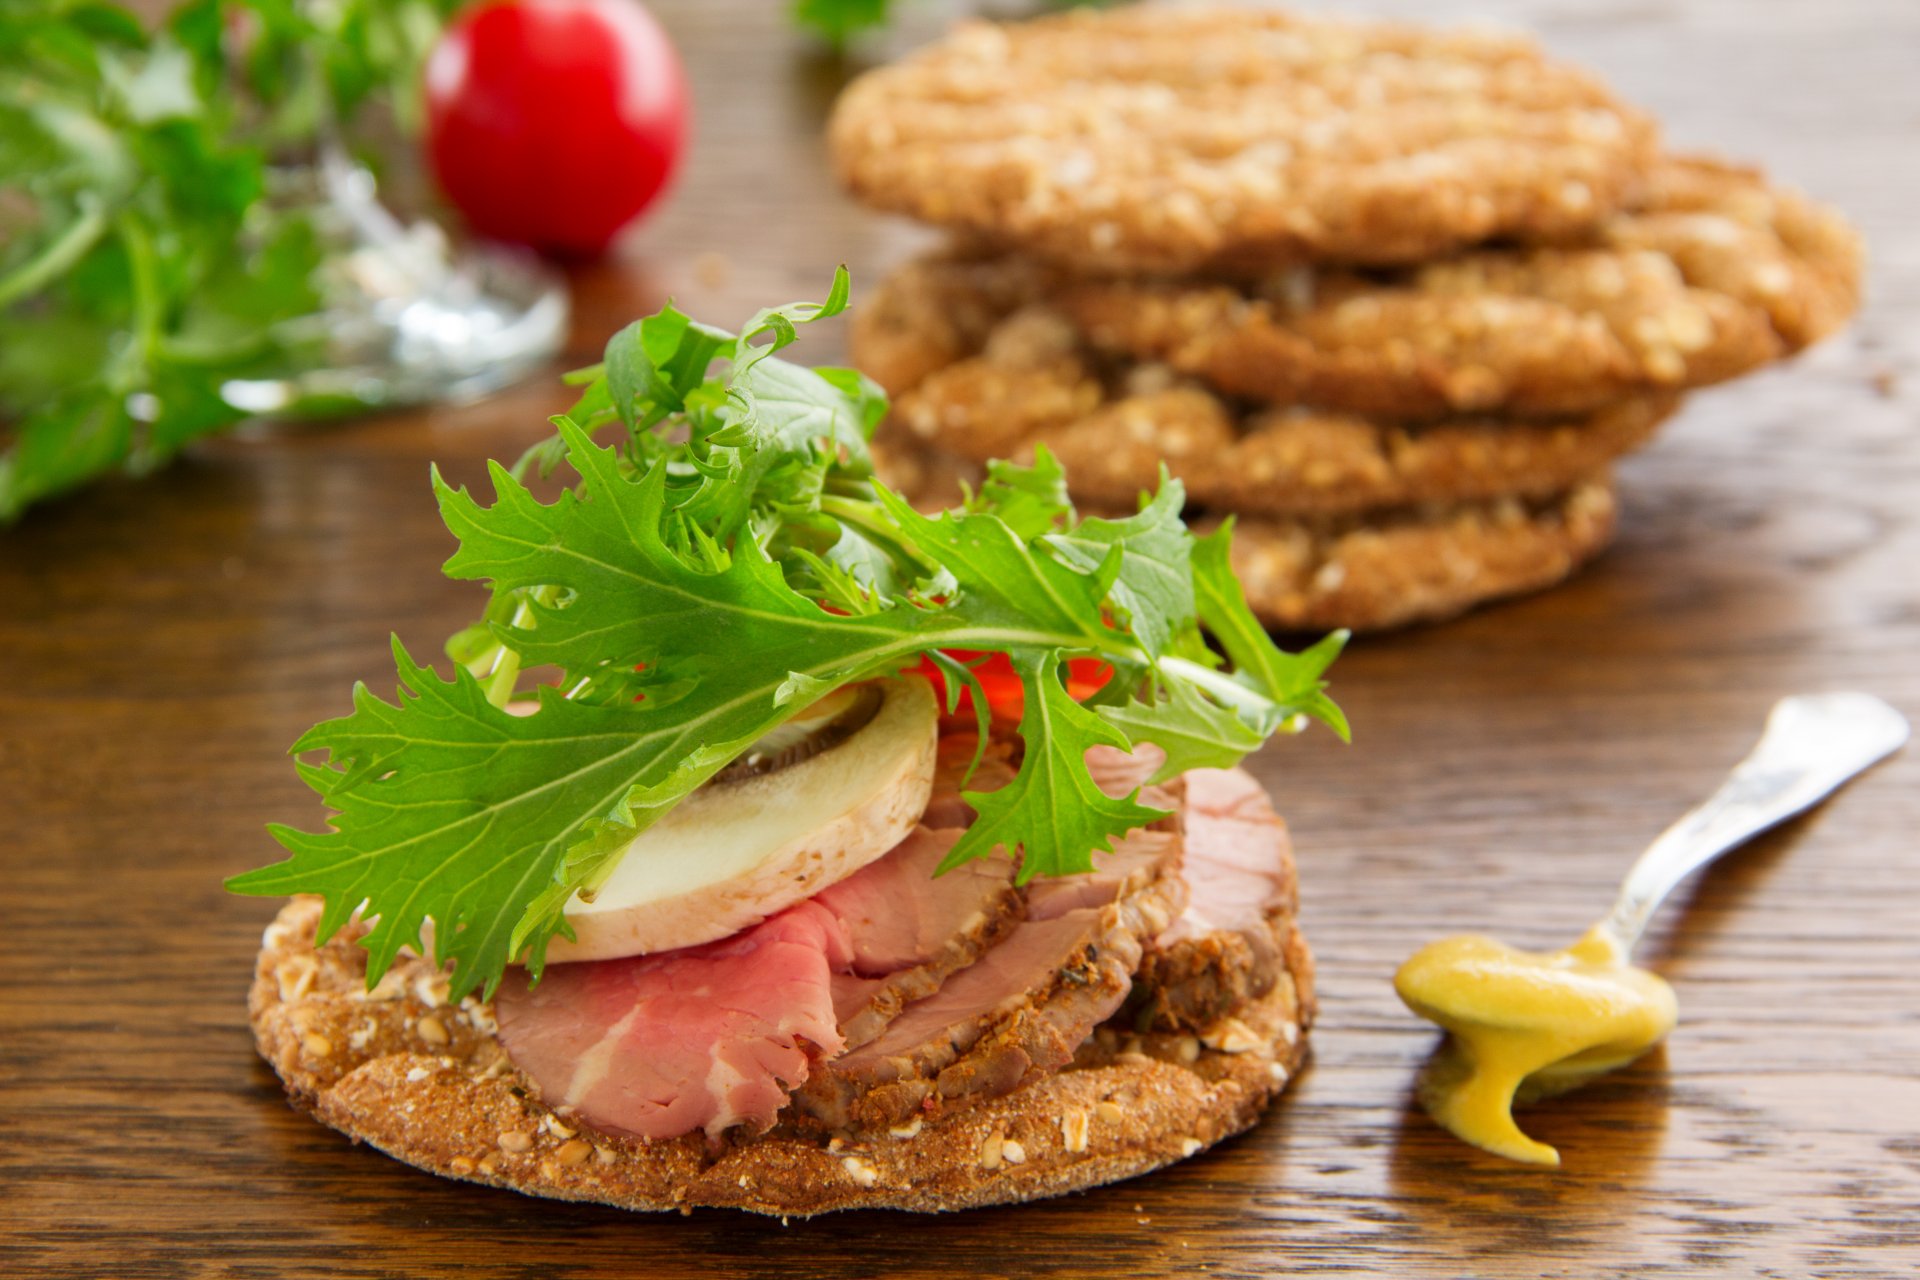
[
  {"left": 0, "top": 0, "right": 458, "bottom": 520},
  {"left": 228, "top": 273, "right": 1347, "bottom": 1001}
]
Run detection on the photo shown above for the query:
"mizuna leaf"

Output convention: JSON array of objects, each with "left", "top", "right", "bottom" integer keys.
[
  {"left": 1095, "top": 677, "right": 1267, "bottom": 785},
  {"left": 232, "top": 283, "right": 1347, "bottom": 1000},
  {"left": 939, "top": 650, "right": 1170, "bottom": 882},
  {"left": 1046, "top": 474, "right": 1193, "bottom": 659},
  {"left": 228, "top": 640, "right": 713, "bottom": 1000},
  {"left": 1192, "top": 522, "right": 1350, "bottom": 740}
]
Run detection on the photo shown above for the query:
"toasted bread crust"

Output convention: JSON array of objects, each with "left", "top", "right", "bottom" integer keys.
[
  {"left": 251, "top": 880, "right": 1312, "bottom": 1216},
  {"left": 830, "top": 8, "right": 1657, "bottom": 273}
]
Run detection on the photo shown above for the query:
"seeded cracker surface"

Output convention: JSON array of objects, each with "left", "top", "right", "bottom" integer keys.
[
  {"left": 853, "top": 157, "right": 1861, "bottom": 425},
  {"left": 872, "top": 299, "right": 1669, "bottom": 517},
  {"left": 1058, "top": 157, "right": 1863, "bottom": 419},
  {"left": 1210, "top": 479, "right": 1618, "bottom": 631},
  {"left": 249, "top": 796, "right": 1315, "bottom": 1215},
  {"left": 829, "top": 7, "right": 1659, "bottom": 274},
  {"left": 877, "top": 437, "right": 1616, "bottom": 633}
]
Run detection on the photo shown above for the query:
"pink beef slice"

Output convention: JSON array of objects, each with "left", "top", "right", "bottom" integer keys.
[
  {"left": 792, "top": 824, "right": 1186, "bottom": 1132},
  {"left": 1132, "top": 766, "right": 1311, "bottom": 1033},
  {"left": 496, "top": 738, "right": 1198, "bottom": 1144},
  {"left": 1025, "top": 744, "right": 1186, "bottom": 920},
  {"left": 922, "top": 732, "right": 1017, "bottom": 828},
  {"left": 814, "top": 825, "right": 1024, "bottom": 1051},
  {"left": 819, "top": 742, "right": 1181, "bottom": 1063},
  {"left": 1082, "top": 742, "right": 1167, "bottom": 799},
  {"left": 494, "top": 900, "right": 853, "bottom": 1141}
]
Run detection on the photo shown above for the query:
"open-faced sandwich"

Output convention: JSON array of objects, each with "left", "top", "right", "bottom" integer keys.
[{"left": 230, "top": 275, "right": 1346, "bottom": 1215}]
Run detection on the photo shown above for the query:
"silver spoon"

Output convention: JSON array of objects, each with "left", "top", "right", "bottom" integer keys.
[
  {"left": 1594, "top": 691, "right": 1909, "bottom": 956},
  {"left": 1399, "top": 693, "right": 1908, "bottom": 1162},
  {"left": 1518, "top": 691, "right": 1909, "bottom": 1099}
]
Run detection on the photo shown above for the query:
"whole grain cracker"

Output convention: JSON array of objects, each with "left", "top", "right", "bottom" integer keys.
[
  {"left": 877, "top": 439, "right": 1616, "bottom": 632},
  {"left": 830, "top": 7, "right": 1658, "bottom": 274},
  {"left": 1212, "top": 477, "right": 1619, "bottom": 631},
  {"left": 870, "top": 298, "right": 1669, "bottom": 517},
  {"left": 857, "top": 157, "right": 1858, "bottom": 424},
  {"left": 250, "top": 881, "right": 1312, "bottom": 1216},
  {"left": 1058, "top": 157, "right": 1862, "bottom": 418}
]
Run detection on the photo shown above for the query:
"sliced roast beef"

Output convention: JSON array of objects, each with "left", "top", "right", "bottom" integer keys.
[
  {"left": 494, "top": 899, "right": 852, "bottom": 1141},
  {"left": 793, "top": 824, "right": 1184, "bottom": 1131},
  {"left": 1022, "top": 840, "right": 1169, "bottom": 920},
  {"left": 496, "top": 737, "right": 1231, "bottom": 1145},
  {"left": 1132, "top": 767, "right": 1299, "bottom": 1032},
  {"left": 1082, "top": 742, "right": 1167, "bottom": 799},
  {"left": 497, "top": 821, "right": 1029, "bottom": 1139},
  {"left": 922, "top": 732, "right": 1017, "bottom": 828},
  {"left": 813, "top": 825, "right": 1023, "bottom": 1050},
  {"left": 1021, "top": 745, "right": 1184, "bottom": 922}
]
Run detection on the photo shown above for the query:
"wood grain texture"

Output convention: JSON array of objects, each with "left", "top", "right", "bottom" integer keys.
[{"left": 3, "top": 1, "right": 1917, "bottom": 1276}]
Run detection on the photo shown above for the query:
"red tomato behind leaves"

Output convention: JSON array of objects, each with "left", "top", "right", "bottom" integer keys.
[
  {"left": 911, "top": 651, "right": 1112, "bottom": 727},
  {"left": 424, "top": 0, "right": 687, "bottom": 257}
]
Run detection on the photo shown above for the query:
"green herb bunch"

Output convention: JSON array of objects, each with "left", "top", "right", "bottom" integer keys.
[
  {"left": 0, "top": 0, "right": 459, "bottom": 521},
  {"left": 793, "top": 0, "right": 1109, "bottom": 46},
  {"left": 228, "top": 273, "right": 1346, "bottom": 1000}
]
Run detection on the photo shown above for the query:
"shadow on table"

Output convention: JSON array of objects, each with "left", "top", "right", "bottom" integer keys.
[{"left": 1383, "top": 1040, "right": 1671, "bottom": 1261}]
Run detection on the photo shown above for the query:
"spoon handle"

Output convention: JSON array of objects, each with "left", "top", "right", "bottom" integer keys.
[{"left": 1600, "top": 693, "right": 1909, "bottom": 952}]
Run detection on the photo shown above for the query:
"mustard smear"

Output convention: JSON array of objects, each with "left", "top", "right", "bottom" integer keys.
[{"left": 1394, "top": 927, "right": 1677, "bottom": 1166}]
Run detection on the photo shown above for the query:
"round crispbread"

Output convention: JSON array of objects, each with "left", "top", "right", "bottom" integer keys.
[
  {"left": 860, "top": 288, "right": 1668, "bottom": 518},
  {"left": 1209, "top": 476, "right": 1619, "bottom": 632},
  {"left": 829, "top": 8, "right": 1658, "bottom": 275},
  {"left": 250, "top": 879, "right": 1313, "bottom": 1217},
  {"left": 874, "top": 436, "right": 1616, "bottom": 633},
  {"left": 851, "top": 155, "right": 1859, "bottom": 425},
  {"left": 1053, "top": 157, "right": 1862, "bottom": 420}
]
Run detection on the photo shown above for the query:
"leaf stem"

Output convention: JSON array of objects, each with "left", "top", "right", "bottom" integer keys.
[
  {"left": 0, "top": 199, "right": 111, "bottom": 311},
  {"left": 116, "top": 213, "right": 164, "bottom": 376},
  {"left": 484, "top": 597, "right": 536, "bottom": 708},
  {"left": 818, "top": 493, "right": 939, "bottom": 575},
  {"left": 1160, "top": 654, "right": 1287, "bottom": 726}
]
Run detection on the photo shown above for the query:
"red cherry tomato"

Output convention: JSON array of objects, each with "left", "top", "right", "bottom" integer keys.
[
  {"left": 424, "top": 0, "right": 687, "bottom": 256},
  {"left": 911, "top": 651, "right": 1112, "bottom": 726}
]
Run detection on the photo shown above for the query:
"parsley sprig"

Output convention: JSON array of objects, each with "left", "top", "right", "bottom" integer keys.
[
  {"left": 228, "top": 274, "right": 1346, "bottom": 1000},
  {"left": 792, "top": 0, "right": 1107, "bottom": 46},
  {"left": 0, "top": 0, "right": 459, "bottom": 521}
]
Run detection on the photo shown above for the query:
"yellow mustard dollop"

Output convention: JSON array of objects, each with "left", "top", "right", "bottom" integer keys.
[{"left": 1393, "top": 927, "right": 1677, "bottom": 1166}]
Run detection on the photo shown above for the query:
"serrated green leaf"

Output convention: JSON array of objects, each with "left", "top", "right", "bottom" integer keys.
[
  {"left": 1096, "top": 678, "right": 1265, "bottom": 785},
  {"left": 1192, "top": 522, "right": 1349, "bottom": 740},
  {"left": 228, "top": 638, "right": 716, "bottom": 999},
  {"left": 873, "top": 483, "right": 1121, "bottom": 643},
  {"left": 973, "top": 446, "right": 1074, "bottom": 541},
  {"left": 236, "top": 282, "right": 1348, "bottom": 1000},
  {"left": 1047, "top": 474, "right": 1192, "bottom": 659},
  {"left": 940, "top": 650, "right": 1170, "bottom": 882}
]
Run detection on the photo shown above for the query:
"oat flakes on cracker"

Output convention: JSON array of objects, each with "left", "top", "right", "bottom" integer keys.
[
  {"left": 1213, "top": 477, "right": 1619, "bottom": 632},
  {"left": 866, "top": 296, "right": 1670, "bottom": 517},
  {"left": 876, "top": 440, "right": 1616, "bottom": 633},
  {"left": 1057, "top": 157, "right": 1863, "bottom": 419},
  {"left": 830, "top": 7, "right": 1658, "bottom": 274}
]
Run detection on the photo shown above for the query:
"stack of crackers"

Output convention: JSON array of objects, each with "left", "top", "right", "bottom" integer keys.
[{"left": 830, "top": 7, "right": 1862, "bottom": 630}]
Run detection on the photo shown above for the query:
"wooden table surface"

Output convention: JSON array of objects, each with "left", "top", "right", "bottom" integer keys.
[{"left": 4, "top": 1, "right": 1917, "bottom": 1276}]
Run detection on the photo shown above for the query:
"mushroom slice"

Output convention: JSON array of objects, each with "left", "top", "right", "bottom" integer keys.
[{"left": 543, "top": 678, "right": 939, "bottom": 963}]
